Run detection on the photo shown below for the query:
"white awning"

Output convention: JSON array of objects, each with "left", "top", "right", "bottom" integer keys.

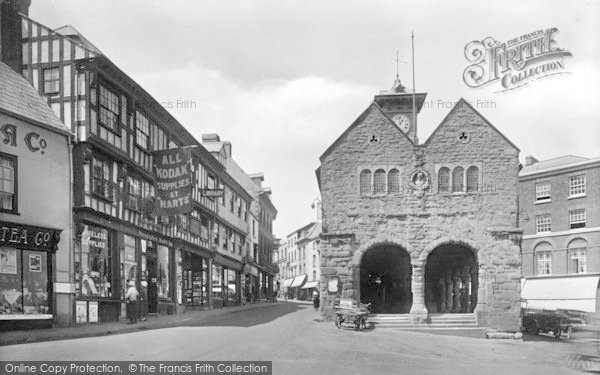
[
  {"left": 290, "top": 274, "right": 307, "bottom": 288},
  {"left": 281, "top": 277, "right": 295, "bottom": 288},
  {"left": 301, "top": 281, "right": 319, "bottom": 289},
  {"left": 521, "top": 275, "right": 600, "bottom": 312}
]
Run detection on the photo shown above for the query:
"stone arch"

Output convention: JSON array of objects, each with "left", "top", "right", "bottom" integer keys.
[
  {"left": 530, "top": 237, "right": 557, "bottom": 251},
  {"left": 358, "top": 238, "right": 413, "bottom": 313},
  {"left": 422, "top": 239, "right": 479, "bottom": 314},
  {"left": 418, "top": 236, "right": 479, "bottom": 264},
  {"left": 353, "top": 236, "right": 412, "bottom": 266}
]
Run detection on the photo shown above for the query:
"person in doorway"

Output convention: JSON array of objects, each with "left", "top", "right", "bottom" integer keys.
[
  {"left": 312, "top": 289, "right": 320, "bottom": 311},
  {"left": 139, "top": 280, "right": 148, "bottom": 321},
  {"left": 125, "top": 280, "right": 139, "bottom": 324}
]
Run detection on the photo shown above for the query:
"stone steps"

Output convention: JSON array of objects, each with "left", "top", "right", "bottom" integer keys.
[{"left": 369, "top": 313, "right": 478, "bottom": 329}]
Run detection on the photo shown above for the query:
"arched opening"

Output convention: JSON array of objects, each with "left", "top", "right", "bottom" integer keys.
[
  {"left": 425, "top": 242, "right": 478, "bottom": 314},
  {"left": 360, "top": 244, "right": 412, "bottom": 313}
]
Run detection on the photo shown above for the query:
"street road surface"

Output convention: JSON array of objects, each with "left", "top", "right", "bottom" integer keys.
[{"left": 1, "top": 302, "right": 597, "bottom": 374}]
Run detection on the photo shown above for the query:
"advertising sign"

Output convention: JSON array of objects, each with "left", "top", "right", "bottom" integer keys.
[{"left": 152, "top": 148, "right": 193, "bottom": 216}]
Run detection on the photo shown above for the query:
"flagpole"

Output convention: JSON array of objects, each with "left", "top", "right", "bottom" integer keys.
[{"left": 411, "top": 31, "right": 417, "bottom": 143}]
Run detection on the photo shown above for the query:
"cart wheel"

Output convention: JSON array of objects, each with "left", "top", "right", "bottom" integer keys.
[{"left": 335, "top": 316, "right": 342, "bottom": 329}]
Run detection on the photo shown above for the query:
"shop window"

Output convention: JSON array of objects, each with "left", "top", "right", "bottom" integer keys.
[
  {"left": 92, "top": 157, "right": 113, "bottom": 201},
  {"left": 359, "top": 169, "right": 371, "bottom": 195},
  {"left": 212, "top": 264, "right": 223, "bottom": 304},
  {"left": 569, "top": 175, "right": 586, "bottom": 197},
  {"left": 42, "top": 67, "right": 59, "bottom": 94},
  {"left": 535, "top": 182, "right": 551, "bottom": 201},
  {"left": 438, "top": 167, "right": 450, "bottom": 193},
  {"left": 0, "top": 249, "right": 49, "bottom": 315},
  {"left": 156, "top": 245, "right": 170, "bottom": 301},
  {"left": 98, "top": 84, "right": 120, "bottom": 133},
  {"left": 121, "top": 234, "right": 138, "bottom": 300},
  {"left": 227, "top": 269, "right": 238, "bottom": 304},
  {"left": 452, "top": 167, "right": 464, "bottom": 192},
  {"left": 466, "top": 166, "right": 479, "bottom": 192},
  {"left": 570, "top": 209, "right": 586, "bottom": 229},
  {"left": 0, "top": 153, "right": 17, "bottom": 213},
  {"left": 78, "top": 225, "right": 111, "bottom": 298}
]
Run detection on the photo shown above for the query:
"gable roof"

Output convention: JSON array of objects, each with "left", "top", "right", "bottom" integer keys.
[
  {"left": 53, "top": 25, "right": 103, "bottom": 55},
  {"left": 423, "top": 98, "right": 520, "bottom": 152},
  {"left": 0, "top": 62, "right": 71, "bottom": 136},
  {"left": 319, "top": 100, "right": 415, "bottom": 162}
]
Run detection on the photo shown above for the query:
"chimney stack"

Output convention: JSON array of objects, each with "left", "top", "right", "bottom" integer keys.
[{"left": 1, "top": 0, "right": 31, "bottom": 73}]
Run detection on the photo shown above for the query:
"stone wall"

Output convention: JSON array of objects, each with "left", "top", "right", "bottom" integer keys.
[{"left": 318, "top": 99, "right": 523, "bottom": 331}]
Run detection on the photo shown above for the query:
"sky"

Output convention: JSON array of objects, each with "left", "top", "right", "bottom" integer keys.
[{"left": 32, "top": 0, "right": 600, "bottom": 239}]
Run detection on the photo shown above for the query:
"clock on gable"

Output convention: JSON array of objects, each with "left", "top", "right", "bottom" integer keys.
[{"left": 392, "top": 114, "right": 410, "bottom": 133}]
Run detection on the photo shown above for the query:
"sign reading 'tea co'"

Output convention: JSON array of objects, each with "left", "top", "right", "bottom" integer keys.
[{"left": 152, "top": 148, "right": 193, "bottom": 216}]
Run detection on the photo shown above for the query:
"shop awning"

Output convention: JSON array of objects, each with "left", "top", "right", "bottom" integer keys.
[
  {"left": 301, "top": 281, "right": 318, "bottom": 289},
  {"left": 522, "top": 275, "right": 600, "bottom": 312},
  {"left": 281, "top": 277, "right": 295, "bottom": 288},
  {"left": 290, "top": 274, "right": 307, "bottom": 288}
]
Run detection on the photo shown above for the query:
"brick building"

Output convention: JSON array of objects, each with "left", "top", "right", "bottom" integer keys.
[
  {"left": 519, "top": 155, "right": 600, "bottom": 313},
  {"left": 316, "top": 78, "right": 523, "bottom": 331}
]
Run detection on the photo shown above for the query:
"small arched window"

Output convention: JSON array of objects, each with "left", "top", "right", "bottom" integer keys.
[
  {"left": 568, "top": 238, "right": 587, "bottom": 274},
  {"left": 388, "top": 169, "right": 399, "bottom": 194},
  {"left": 452, "top": 167, "right": 464, "bottom": 192},
  {"left": 438, "top": 167, "right": 450, "bottom": 192},
  {"left": 373, "top": 169, "right": 386, "bottom": 194},
  {"left": 359, "top": 169, "right": 372, "bottom": 195},
  {"left": 466, "top": 166, "right": 479, "bottom": 192}
]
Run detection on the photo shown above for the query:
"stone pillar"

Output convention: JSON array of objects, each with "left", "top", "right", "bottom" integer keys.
[
  {"left": 207, "top": 257, "right": 213, "bottom": 309},
  {"left": 437, "top": 277, "right": 446, "bottom": 313},
  {"left": 452, "top": 269, "right": 461, "bottom": 313},
  {"left": 461, "top": 266, "right": 471, "bottom": 313},
  {"left": 409, "top": 262, "right": 428, "bottom": 323},
  {"left": 445, "top": 274, "right": 453, "bottom": 313}
]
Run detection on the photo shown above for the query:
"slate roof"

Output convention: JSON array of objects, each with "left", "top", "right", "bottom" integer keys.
[
  {"left": 0, "top": 62, "right": 71, "bottom": 136},
  {"left": 520, "top": 155, "right": 593, "bottom": 175}
]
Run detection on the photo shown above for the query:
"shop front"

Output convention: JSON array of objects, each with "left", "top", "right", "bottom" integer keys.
[
  {"left": 212, "top": 254, "right": 242, "bottom": 308},
  {"left": 0, "top": 221, "right": 62, "bottom": 329},
  {"left": 179, "top": 246, "right": 211, "bottom": 310}
]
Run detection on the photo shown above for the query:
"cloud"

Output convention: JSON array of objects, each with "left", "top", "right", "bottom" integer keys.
[{"left": 132, "top": 64, "right": 374, "bottom": 236}]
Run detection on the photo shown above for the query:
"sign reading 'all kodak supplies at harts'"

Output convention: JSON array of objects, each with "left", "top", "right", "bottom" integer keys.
[{"left": 152, "top": 148, "right": 193, "bottom": 216}]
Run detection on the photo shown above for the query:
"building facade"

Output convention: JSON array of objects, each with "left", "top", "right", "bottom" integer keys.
[
  {"left": 519, "top": 155, "right": 600, "bottom": 313},
  {"left": 316, "top": 79, "right": 523, "bottom": 331},
  {"left": 0, "top": 58, "right": 73, "bottom": 328},
  {"left": 5, "top": 3, "right": 277, "bottom": 324},
  {"left": 279, "top": 222, "right": 321, "bottom": 300}
]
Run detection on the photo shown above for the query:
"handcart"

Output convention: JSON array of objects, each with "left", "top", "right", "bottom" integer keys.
[{"left": 333, "top": 299, "right": 370, "bottom": 331}]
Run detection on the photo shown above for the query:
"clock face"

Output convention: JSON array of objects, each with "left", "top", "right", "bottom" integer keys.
[{"left": 392, "top": 114, "right": 410, "bottom": 133}]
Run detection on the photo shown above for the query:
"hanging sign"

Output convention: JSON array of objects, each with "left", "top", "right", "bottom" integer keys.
[{"left": 152, "top": 148, "right": 193, "bottom": 216}]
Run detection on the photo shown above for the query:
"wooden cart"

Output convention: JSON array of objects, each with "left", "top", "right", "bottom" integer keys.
[{"left": 333, "top": 299, "right": 370, "bottom": 331}]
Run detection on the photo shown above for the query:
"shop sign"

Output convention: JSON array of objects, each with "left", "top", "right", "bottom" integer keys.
[
  {"left": 0, "top": 123, "right": 50, "bottom": 155},
  {"left": 88, "top": 301, "right": 98, "bottom": 323},
  {"left": 200, "top": 188, "right": 224, "bottom": 198},
  {"left": 0, "top": 221, "right": 62, "bottom": 252},
  {"left": 75, "top": 301, "right": 87, "bottom": 323},
  {"left": 152, "top": 148, "right": 193, "bottom": 216},
  {"left": 81, "top": 228, "right": 107, "bottom": 249}
]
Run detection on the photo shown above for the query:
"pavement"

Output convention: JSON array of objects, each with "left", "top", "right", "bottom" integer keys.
[{"left": 0, "top": 300, "right": 292, "bottom": 347}]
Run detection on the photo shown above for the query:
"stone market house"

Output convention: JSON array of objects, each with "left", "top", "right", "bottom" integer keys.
[{"left": 316, "top": 78, "right": 523, "bottom": 331}]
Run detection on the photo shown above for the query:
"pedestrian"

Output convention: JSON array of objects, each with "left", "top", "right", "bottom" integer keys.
[
  {"left": 125, "top": 280, "right": 139, "bottom": 324},
  {"left": 312, "top": 289, "right": 320, "bottom": 311},
  {"left": 139, "top": 280, "right": 148, "bottom": 321}
]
